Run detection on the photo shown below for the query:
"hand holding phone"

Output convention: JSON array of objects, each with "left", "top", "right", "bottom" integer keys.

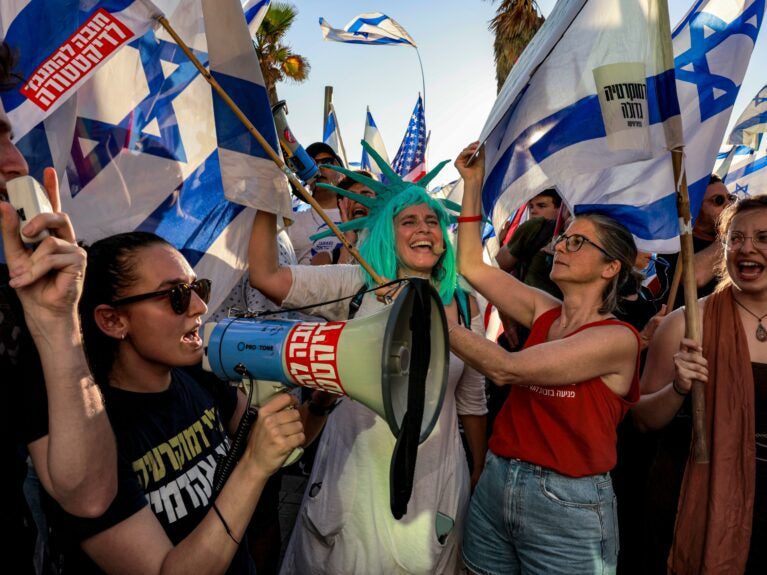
[{"left": 6, "top": 175, "right": 53, "bottom": 243}]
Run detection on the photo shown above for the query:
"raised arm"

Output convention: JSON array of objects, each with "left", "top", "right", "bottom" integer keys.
[
  {"left": 454, "top": 143, "right": 558, "bottom": 329},
  {"left": 81, "top": 393, "right": 304, "bottom": 575},
  {"left": 248, "top": 210, "right": 295, "bottom": 305},
  {"left": 631, "top": 304, "right": 707, "bottom": 432},
  {"left": 1, "top": 168, "right": 116, "bottom": 517},
  {"left": 449, "top": 321, "right": 638, "bottom": 396}
]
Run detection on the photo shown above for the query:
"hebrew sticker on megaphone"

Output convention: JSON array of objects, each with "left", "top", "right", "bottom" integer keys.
[{"left": 203, "top": 279, "right": 448, "bottom": 444}]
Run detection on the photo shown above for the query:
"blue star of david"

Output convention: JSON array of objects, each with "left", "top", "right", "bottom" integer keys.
[
  {"left": 735, "top": 182, "right": 750, "bottom": 196},
  {"left": 67, "top": 31, "right": 208, "bottom": 197},
  {"left": 674, "top": 1, "right": 763, "bottom": 122}
]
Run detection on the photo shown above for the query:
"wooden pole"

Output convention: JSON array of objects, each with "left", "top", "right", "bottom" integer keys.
[
  {"left": 665, "top": 255, "right": 683, "bottom": 311},
  {"left": 670, "top": 147, "right": 709, "bottom": 464},
  {"left": 157, "top": 17, "right": 384, "bottom": 285}
]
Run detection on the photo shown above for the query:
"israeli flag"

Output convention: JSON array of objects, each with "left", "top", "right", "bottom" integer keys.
[
  {"left": 243, "top": 0, "right": 270, "bottom": 34},
  {"left": 0, "top": 0, "right": 163, "bottom": 139},
  {"left": 481, "top": 0, "right": 764, "bottom": 253},
  {"left": 361, "top": 106, "right": 390, "bottom": 178},
  {"left": 319, "top": 12, "right": 416, "bottom": 47},
  {"left": 728, "top": 83, "right": 767, "bottom": 150},
  {"left": 557, "top": 0, "right": 765, "bottom": 252},
  {"left": 718, "top": 144, "right": 767, "bottom": 197},
  {"left": 8, "top": 0, "right": 289, "bottom": 312},
  {"left": 323, "top": 104, "right": 348, "bottom": 167}
]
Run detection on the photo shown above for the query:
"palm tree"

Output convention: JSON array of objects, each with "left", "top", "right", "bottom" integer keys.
[
  {"left": 488, "top": 0, "right": 544, "bottom": 92},
  {"left": 255, "top": 2, "right": 310, "bottom": 105}
]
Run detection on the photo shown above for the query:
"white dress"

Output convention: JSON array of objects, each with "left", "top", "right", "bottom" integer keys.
[{"left": 279, "top": 265, "right": 487, "bottom": 575}]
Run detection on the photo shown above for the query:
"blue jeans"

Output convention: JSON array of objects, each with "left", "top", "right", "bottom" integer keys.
[{"left": 463, "top": 453, "right": 619, "bottom": 575}]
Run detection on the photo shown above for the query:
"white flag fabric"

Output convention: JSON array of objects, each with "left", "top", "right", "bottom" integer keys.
[
  {"left": 319, "top": 12, "right": 416, "bottom": 47},
  {"left": 482, "top": 0, "right": 765, "bottom": 253},
  {"left": 728, "top": 83, "right": 767, "bottom": 150},
  {"left": 717, "top": 144, "right": 767, "bottom": 197},
  {"left": 361, "top": 106, "right": 390, "bottom": 178},
  {"left": 0, "top": 0, "right": 162, "bottom": 139},
  {"left": 7, "top": 0, "right": 289, "bottom": 313},
  {"left": 323, "top": 104, "right": 349, "bottom": 167},
  {"left": 242, "top": 0, "right": 270, "bottom": 35}
]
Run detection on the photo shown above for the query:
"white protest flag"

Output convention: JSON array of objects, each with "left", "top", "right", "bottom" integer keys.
[
  {"left": 728, "top": 83, "right": 767, "bottom": 149},
  {"left": 480, "top": 0, "right": 682, "bottom": 248},
  {"left": 554, "top": 0, "right": 764, "bottom": 252},
  {"left": 361, "top": 106, "right": 390, "bottom": 178},
  {"left": 718, "top": 143, "right": 767, "bottom": 196},
  {"left": 0, "top": 0, "right": 162, "bottom": 138},
  {"left": 319, "top": 13, "right": 416, "bottom": 47},
  {"left": 10, "top": 0, "right": 289, "bottom": 313},
  {"left": 323, "top": 103, "right": 349, "bottom": 167},
  {"left": 243, "top": 0, "right": 271, "bottom": 35}
]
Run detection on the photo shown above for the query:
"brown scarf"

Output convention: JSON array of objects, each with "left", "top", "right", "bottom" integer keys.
[{"left": 669, "top": 286, "right": 756, "bottom": 574}]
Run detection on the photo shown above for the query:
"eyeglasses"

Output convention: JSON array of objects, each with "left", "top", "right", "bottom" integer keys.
[
  {"left": 723, "top": 231, "right": 767, "bottom": 252},
  {"left": 712, "top": 193, "right": 736, "bottom": 207},
  {"left": 552, "top": 233, "right": 613, "bottom": 259},
  {"left": 111, "top": 279, "right": 212, "bottom": 314},
  {"left": 314, "top": 155, "right": 340, "bottom": 166}
]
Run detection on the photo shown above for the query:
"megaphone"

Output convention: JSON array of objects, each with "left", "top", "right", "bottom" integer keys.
[
  {"left": 204, "top": 279, "right": 448, "bottom": 518},
  {"left": 203, "top": 280, "right": 448, "bottom": 444},
  {"left": 272, "top": 100, "right": 319, "bottom": 184}
]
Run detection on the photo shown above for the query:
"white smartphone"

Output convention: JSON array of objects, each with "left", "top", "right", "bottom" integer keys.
[{"left": 6, "top": 176, "right": 52, "bottom": 244}]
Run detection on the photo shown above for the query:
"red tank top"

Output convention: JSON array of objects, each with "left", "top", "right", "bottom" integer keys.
[{"left": 488, "top": 306, "right": 640, "bottom": 477}]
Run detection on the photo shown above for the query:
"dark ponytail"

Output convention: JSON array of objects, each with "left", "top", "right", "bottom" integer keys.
[{"left": 80, "top": 232, "right": 172, "bottom": 385}]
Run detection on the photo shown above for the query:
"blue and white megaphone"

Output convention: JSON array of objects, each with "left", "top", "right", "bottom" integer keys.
[
  {"left": 272, "top": 100, "right": 319, "bottom": 184},
  {"left": 203, "top": 279, "right": 448, "bottom": 444},
  {"left": 203, "top": 279, "right": 448, "bottom": 518}
]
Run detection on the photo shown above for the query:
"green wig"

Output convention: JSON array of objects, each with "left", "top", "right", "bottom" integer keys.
[{"left": 310, "top": 141, "right": 461, "bottom": 304}]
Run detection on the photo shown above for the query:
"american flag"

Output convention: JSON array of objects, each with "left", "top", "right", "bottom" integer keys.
[{"left": 392, "top": 94, "right": 426, "bottom": 182}]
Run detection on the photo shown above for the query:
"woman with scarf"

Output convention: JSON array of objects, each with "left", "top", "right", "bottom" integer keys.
[{"left": 634, "top": 194, "right": 767, "bottom": 574}]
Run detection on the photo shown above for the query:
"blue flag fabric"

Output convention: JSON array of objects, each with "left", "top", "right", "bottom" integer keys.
[
  {"left": 391, "top": 94, "right": 427, "bottom": 182},
  {"left": 319, "top": 12, "right": 416, "bottom": 47},
  {"left": 0, "top": 0, "right": 162, "bottom": 139},
  {"left": 361, "top": 106, "right": 391, "bottom": 178},
  {"left": 4, "top": 0, "right": 289, "bottom": 312},
  {"left": 323, "top": 104, "right": 348, "bottom": 167},
  {"left": 480, "top": 0, "right": 764, "bottom": 252},
  {"left": 728, "top": 83, "right": 767, "bottom": 150}
]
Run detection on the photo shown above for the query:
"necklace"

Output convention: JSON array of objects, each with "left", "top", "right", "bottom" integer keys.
[{"left": 733, "top": 297, "right": 767, "bottom": 342}]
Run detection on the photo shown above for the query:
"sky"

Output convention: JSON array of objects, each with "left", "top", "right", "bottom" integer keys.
[{"left": 276, "top": 0, "right": 766, "bottom": 187}]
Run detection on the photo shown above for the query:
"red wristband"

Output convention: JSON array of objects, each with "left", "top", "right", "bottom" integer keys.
[{"left": 457, "top": 215, "right": 483, "bottom": 223}]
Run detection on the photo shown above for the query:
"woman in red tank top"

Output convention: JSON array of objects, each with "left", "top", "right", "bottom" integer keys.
[{"left": 451, "top": 143, "right": 642, "bottom": 575}]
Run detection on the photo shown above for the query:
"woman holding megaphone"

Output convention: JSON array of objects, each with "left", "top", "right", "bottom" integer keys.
[
  {"left": 452, "top": 142, "right": 642, "bottom": 575},
  {"left": 249, "top": 145, "right": 488, "bottom": 575},
  {"left": 53, "top": 232, "right": 305, "bottom": 574}
]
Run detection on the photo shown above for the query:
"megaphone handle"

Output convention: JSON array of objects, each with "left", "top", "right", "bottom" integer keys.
[{"left": 248, "top": 379, "right": 304, "bottom": 468}]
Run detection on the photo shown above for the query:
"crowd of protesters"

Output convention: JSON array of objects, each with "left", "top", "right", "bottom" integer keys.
[{"left": 3, "top": 39, "right": 765, "bottom": 575}]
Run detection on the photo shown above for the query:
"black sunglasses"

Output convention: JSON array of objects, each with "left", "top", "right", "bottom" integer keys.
[
  {"left": 712, "top": 193, "right": 736, "bottom": 207},
  {"left": 315, "top": 156, "right": 341, "bottom": 166},
  {"left": 552, "top": 233, "right": 613, "bottom": 259},
  {"left": 111, "top": 279, "right": 212, "bottom": 315}
]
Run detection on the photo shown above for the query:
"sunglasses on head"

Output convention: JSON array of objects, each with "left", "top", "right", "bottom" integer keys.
[
  {"left": 712, "top": 193, "right": 736, "bottom": 207},
  {"left": 111, "top": 279, "right": 212, "bottom": 314}
]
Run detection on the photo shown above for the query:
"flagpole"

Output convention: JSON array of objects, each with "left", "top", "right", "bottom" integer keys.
[
  {"left": 415, "top": 47, "right": 426, "bottom": 115},
  {"left": 156, "top": 16, "right": 385, "bottom": 285},
  {"left": 670, "top": 147, "right": 709, "bottom": 464}
]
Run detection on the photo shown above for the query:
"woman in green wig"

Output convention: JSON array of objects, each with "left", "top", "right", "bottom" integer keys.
[{"left": 249, "top": 143, "right": 487, "bottom": 574}]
